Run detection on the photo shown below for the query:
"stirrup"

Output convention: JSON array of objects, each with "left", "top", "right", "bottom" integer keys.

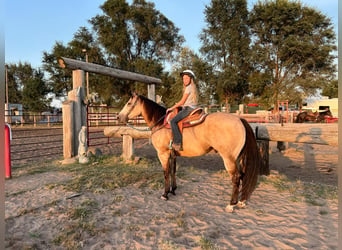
[
  {"left": 173, "top": 144, "right": 183, "bottom": 151},
  {"left": 169, "top": 139, "right": 173, "bottom": 150}
]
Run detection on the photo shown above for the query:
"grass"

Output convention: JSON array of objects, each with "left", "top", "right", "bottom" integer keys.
[
  {"left": 198, "top": 236, "right": 220, "bottom": 250},
  {"left": 259, "top": 173, "right": 338, "bottom": 206},
  {"left": 54, "top": 155, "right": 165, "bottom": 193},
  {"left": 53, "top": 199, "right": 99, "bottom": 249}
]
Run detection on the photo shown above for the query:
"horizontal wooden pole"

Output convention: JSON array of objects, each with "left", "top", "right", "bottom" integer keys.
[
  {"left": 104, "top": 126, "right": 151, "bottom": 138},
  {"left": 104, "top": 123, "right": 338, "bottom": 146},
  {"left": 58, "top": 57, "right": 162, "bottom": 85},
  {"left": 250, "top": 123, "right": 337, "bottom": 146}
]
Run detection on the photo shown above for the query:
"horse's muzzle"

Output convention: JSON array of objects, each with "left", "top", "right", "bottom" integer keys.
[{"left": 118, "top": 113, "right": 128, "bottom": 124}]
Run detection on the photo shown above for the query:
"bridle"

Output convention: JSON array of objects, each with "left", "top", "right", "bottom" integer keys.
[{"left": 124, "top": 95, "right": 166, "bottom": 133}]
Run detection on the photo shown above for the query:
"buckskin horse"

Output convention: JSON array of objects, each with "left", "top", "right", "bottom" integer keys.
[
  {"left": 295, "top": 109, "right": 333, "bottom": 123},
  {"left": 118, "top": 93, "right": 261, "bottom": 212}
]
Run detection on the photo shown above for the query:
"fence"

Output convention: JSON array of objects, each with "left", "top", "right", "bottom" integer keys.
[
  {"left": 86, "top": 105, "right": 145, "bottom": 148},
  {"left": 10, "top": 127, "right": 63, "bottom": 167},
  {"left": 5, "top": 111, "right": 63, "bottom": 127}
]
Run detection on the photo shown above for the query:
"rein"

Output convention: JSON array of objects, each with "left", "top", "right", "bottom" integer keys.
[{"left": 126, "top": 114, "right": 166, "bottom": 132}]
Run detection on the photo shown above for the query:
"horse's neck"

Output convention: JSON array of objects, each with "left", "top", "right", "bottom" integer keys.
[{"left": 140, "top": 97, "right": 166, "bottom": 127}]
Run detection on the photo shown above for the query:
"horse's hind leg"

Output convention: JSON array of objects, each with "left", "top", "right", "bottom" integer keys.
[
  {"left": 170, "top": 151, "right": 177, "bottom": 195},
  {"left": 221, "top": 156, "right": 241, "bottom": 212},
  {"left": 230, "top": 171, "right": 241, "bottom": 205},
  {"left": 225, "top": 170, "right": 241, "bottom": 213}
]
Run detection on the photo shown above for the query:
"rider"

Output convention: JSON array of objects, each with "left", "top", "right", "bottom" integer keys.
[{"left": 166, "top": 69, "right": 198, "bottom": 151}]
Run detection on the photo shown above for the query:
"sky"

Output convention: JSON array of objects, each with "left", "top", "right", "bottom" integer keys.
[{"left": 5, "top": 0, "right": 338, "bottom": 69}]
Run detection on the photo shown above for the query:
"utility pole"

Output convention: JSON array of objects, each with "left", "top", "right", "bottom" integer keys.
[{"left": 82, "top": 49, "right": 89, "bottom": 96}]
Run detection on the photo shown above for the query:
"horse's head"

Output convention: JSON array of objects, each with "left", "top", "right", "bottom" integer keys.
[{"left": 118, "top": 93, "right": 142, "bottom": 124}]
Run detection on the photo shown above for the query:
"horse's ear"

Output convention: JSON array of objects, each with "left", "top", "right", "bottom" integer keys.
[{"left": 131, "top": 91, "right": 137, "bottom": 97}]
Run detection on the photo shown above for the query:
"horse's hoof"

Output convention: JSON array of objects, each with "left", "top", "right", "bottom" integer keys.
[
  {"left": 170, "top": 187, "right": 177, "bottom": 195},
  {"left": 161, "top": 194, "right": 168, "bottom": 201},
  {"left": 225, "top": 204, "right": 235, "bottom": 213},
  {"left": 237, "top": 201, "right": 246, "bottom": 208}
]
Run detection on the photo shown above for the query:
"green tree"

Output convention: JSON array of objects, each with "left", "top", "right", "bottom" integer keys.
[
  {"left": 6, "top": 62, "right": 50, "bottom": 111},
  {"left": 322, "top": 80, "right": 338, "bottom": 98},
  {"left": 200, "top": 0, "right": 251, "bottom": 106},
  {"left": 22, "top": 69, "right": 51, "bottom": 111},
  {"left": 43, "top": 0, "right": 184, "bottom": 105},
  {"left": 249, "top": 0, "right": 336, "bottom": 107},
  {"left": 90, "top": 0, "right": 184, "bottom": 103},
  {"left": 42, "top": 27, "right": 106, "bottom": 98},
  {"left": 5, "top": 63, "right": 23, "bottom": 104}
]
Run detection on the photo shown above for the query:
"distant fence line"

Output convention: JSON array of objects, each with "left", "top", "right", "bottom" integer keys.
[
  {"left": 10, "top": 127, "right": 63, "bottom": 167},
  {"left": 5, "top": 111, "right": 62, "bottom": 127}
]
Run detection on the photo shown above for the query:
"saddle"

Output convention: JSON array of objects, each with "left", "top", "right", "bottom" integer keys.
[{"left": 164, "top": 107, "right": 208, "bottom": 132}]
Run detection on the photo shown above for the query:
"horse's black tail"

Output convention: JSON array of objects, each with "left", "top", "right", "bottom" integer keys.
[{"left": 238, "top": 118, "right": 261, "bottom": 201}]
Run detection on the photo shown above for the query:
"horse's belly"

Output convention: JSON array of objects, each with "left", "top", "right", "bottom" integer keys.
[{"left": 201, "top": 113, "right": 246, "bottom": 157}]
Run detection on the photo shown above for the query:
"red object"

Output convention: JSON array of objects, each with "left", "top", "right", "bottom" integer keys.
[{"left": 5, "top": 123, "right": 12, "bottom": 179}]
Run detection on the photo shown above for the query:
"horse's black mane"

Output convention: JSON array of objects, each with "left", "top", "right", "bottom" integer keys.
[{"left": 138, "top": 95, "right": 166, "bottom": 126}]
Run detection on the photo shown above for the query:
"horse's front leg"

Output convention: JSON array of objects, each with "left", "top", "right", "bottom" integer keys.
[
  {"left": 159, "top": 153, "right": 171, "bottom": 200},
  {"left": 170, "top": 151, "right": 177, "bottom": 195}
]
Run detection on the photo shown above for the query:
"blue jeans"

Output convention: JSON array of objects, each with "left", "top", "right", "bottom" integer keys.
[{"left": 170, "top": 106, "right": 194, "bottom": 145}]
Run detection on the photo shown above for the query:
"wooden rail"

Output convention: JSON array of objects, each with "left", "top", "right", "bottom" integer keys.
[
  {"left": 250, "top": 123, "right": 337, "bottom": 146},
  {"left": 58, "top": 57, "right": 162, "bottom": 85},
  {"left": 104, "top": 123, "right": 337, "bottom": 146},
  {"left": 104, "top": 123, "right": 338, "bottom": 162}
]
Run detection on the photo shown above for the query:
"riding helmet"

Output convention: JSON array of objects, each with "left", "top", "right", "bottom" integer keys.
[{"left": 180, "top": 69, "right": 195, "bottom": 79}]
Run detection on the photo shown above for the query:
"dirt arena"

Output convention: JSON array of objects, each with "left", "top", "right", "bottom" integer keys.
[{"left": 5, "top": 139, "right": 338, "bottom": 249}]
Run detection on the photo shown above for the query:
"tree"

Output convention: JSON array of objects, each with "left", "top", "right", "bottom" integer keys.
[
  {"left": 43, "top": 0, "right": 184, "bottom": 105},
  {"left": 322, "top": 80, "right": 338, "bottom": 98},
  {"left": 249, "top": 0, "right": 336, "bottom": 107},
  {"left": 22, "top": 69, "right": 51, "bottom": 111},
  {"left": 42, "top": 27, "right": 107, "bottom": 99},
  {"left": 6, "top": 62, "right": 50, "bottom": 111},
  {"left": 5, "top": 63, "right": 23, "bottom": 104},
  {"left": 200, "top": 0, "right": 251, "bottom": 106},
  {"left": 89, "top": 0, "right": 184, "bottom": 102}
]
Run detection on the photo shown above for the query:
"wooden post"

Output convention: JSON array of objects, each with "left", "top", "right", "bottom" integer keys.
[
  {"left": 62, "top": 100, "right": 74, "bottom": 158},
  {"left": 122, "top": 135, "right": 134, "bottom": 161},
  {"left": 63, "top": 70, "right": 86, "bottom": 159},
  {"left": 72, "top": 70, "right": 85, "bottom": 89},
  {"left": 148, "top": 84, "right": 156, "bottom": 101},
  {"left": 73, "top": 86, "right": 86, "bottom": 155},
  {"left": 257, "top": 139, "right": 270, "bottom": 175},
  {"left": 239, "top": 104, "right": 244, "bottom": 114}
]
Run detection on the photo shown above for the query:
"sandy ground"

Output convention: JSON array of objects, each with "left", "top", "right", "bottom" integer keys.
[{"left": 5, "top": 140, "right": 338, "bottom": 249}]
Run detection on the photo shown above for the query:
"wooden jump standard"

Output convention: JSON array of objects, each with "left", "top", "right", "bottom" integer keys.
[{"left": 104, "top": 123, "right": 338, "bottom": 172}]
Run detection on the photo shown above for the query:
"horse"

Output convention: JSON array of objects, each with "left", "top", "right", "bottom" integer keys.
[
  {"left": 295, "top": 109, "right": 333, "bottom": 123},
  {"left": 118, "top": 93, "right": 261, "bottom": 212}
]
